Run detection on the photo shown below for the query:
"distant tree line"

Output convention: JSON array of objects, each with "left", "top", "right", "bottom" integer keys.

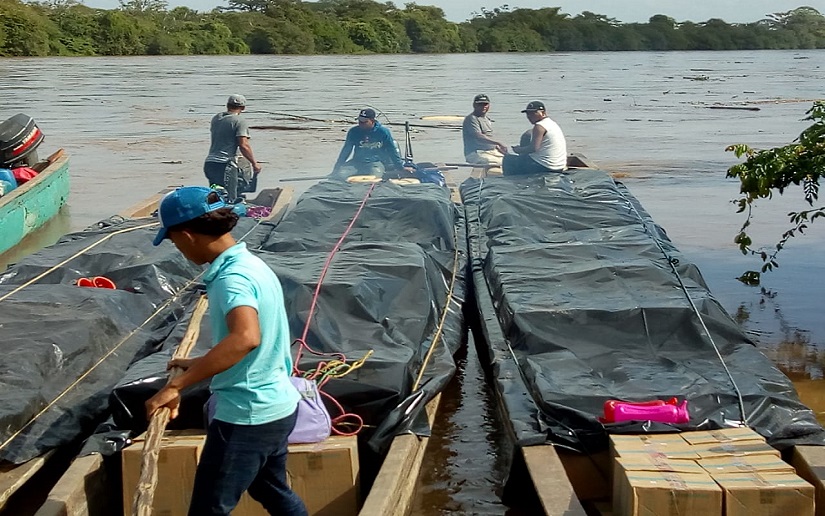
[{"left": 1, "top": 0, "right": 824, "bottom": 56}]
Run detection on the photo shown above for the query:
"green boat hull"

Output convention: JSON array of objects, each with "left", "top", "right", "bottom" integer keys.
[{"left": 0, "top": 153, "right": 70, "bottom": 256}]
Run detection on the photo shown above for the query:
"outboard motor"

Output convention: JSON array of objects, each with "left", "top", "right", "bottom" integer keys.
[{"left": 0, "top": 114, "right": 45, "bottom": 168}]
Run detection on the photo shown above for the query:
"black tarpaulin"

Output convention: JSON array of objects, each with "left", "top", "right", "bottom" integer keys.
[
  {"left": 92, "top": 180, "right": 466, "bottom": 456},
  {"left": 461, "top": 170, "right": 825, "bottom": 454},
  {"left": 0, "top": 217, "right": 218, "bottom": 463}
]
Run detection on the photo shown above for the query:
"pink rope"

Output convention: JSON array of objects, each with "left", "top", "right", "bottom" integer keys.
[{"left": 292, "top": 182, "right": 378, "bottom": 435}]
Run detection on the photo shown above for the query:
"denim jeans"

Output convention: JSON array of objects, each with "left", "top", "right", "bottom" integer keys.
[
  {"left": 188, "top": 409, "right": 308, "bottom": 516},
  {"left": 502, "top": 153, "right": 562, "bottom": 176}
]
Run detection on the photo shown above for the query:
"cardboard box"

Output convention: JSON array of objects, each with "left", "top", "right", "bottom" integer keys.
[
  {"left": 610, "top": 434, "right": 698, "bottom": 460},
  {"left": 691, "top": 441, "right": 781, "bottom": 460},
  {"left": 615, "top": 469, "right": 722, "bottom": 516},
  {"left": 616, "top": 455, "right": 705, "bottom": 476},
  {"left": 791, "top": 446, "right": 825, "bottom": 516},
  {"left": 613, "top": 454, "right": 706, "bottom": 514},
  {"left": 698, "top": 455, "right": 796, "bottom": 475},
  {"left": 711, "top": 471, "right": 815, "bottom": 516},
  {"left": 122, "top": 431, "right": 359, "bottom": 516},
  {"left": 681, "top": 428, "right": 766, "bottom": 446}
]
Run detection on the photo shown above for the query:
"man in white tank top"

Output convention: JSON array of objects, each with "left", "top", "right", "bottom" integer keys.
[{"left": 502, "top": 101, "right": 567, "bottom": 176}]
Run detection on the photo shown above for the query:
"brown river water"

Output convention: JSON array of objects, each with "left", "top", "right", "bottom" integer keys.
[{"left": 1, "top": 50, "right": 823, "bottom": 514}]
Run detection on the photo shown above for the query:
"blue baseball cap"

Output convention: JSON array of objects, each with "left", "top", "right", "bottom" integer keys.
[{"left": 152, "top": 186, "right": 225, "bottom": 246}]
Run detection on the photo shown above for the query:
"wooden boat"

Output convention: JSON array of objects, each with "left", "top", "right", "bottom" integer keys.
[
  {"left": 0, "top": 149, "right": 69, "bottom": 256},
  {"left": 33, "top": 178, "right": 453, "bottom": 516},
  {"left": 0, "top": 185, "right": 291, "bottom": 515},
  {"left": 460, "top": 157, "right": 825, "bottom": 515}
]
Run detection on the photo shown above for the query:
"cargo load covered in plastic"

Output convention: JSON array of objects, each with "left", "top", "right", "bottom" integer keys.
[{"left": 460, "top": 170, "right": 825, "bottom": 454}]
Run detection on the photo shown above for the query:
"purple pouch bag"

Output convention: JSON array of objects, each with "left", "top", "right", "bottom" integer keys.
[
  {"left": 287, "top": 376, "right": 332, "bottom": 444},
  {"left": 204, "top": 377, "right": 332, "bottom": 444}
]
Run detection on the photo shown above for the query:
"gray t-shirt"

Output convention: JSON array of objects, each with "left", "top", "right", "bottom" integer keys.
[
  {"left": 205, "top": 112, "right": 250, "bottom": 164},
  {"left": 462, "top": 113, "right": 496, "bottom": 156}
]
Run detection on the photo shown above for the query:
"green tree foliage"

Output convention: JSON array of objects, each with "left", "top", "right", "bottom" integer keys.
[
  {"left": 400, "top": 3, "right": 461, "bottom": 53},
  {"left": 0, "top": 1, "right": 823, "bottom": 56},
  {"left": 45, "top": 2, "right": 99, "bottom": 55},
  {"left": 0, "top": 0, "right": 55, "bottom": 56},
  {"left": 95, "top": 10, "right": 143, "bottom": 54},
  {"left": 248, "top": 18, "right": 315, "bottom": 53},
  {"left": 119, "top": 0, "right": 168, "bottom": 13},
  {"left": 726, "top": 101, "right": 825, "bottom": 285}
]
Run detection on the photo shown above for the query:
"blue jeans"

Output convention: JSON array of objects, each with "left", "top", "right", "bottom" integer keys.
[
  {"left": 188, "top": 410, "right": 308, "bottom": 516},
  {"left": 502, "top": 154, "right": 562, "bottom": 176}
]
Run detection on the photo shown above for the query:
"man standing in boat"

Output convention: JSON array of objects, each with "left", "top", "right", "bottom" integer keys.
[
  {"left": 462, "top": 94, "right": 507, "bottom": 166},
  {"left": 146, "top": 186, "right": 307, "bottom": 516},
  {"left": 330, "top": 108, "right": 410, "bottom": 180},
  {"left": 204, "top": 94, "right": 262, "bottom": 199},
  {"left": 503, "top": 101, "right": 568, "bottom": 176}
]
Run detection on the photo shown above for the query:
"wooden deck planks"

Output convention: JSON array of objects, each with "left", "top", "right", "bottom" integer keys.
[
  {"left": 358, "top": 394, "right": 441, "bottom": 516},
  {"left": 522, "top": 445, "right": 588, "bottom": 516}
]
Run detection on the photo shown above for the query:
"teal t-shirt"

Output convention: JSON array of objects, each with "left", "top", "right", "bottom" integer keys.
[{"left": 202, "top": 242, "right": 299, "bottom": 425}]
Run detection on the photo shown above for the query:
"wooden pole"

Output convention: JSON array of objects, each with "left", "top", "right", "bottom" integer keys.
[{"left": 132, "top": 295, "right": 209, "bottom": 516}]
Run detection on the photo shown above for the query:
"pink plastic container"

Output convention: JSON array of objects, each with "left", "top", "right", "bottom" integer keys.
[
  {"left": 602, "top": 397, "right": 679, "bottom": 423},
  {"left": 609, "top": 399, "right": 690, "bottom": 424}
]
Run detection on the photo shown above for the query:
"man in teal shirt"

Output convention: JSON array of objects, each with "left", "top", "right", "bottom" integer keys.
[{"left": 146, "top": 186, "right": 306, "bottom": 516}]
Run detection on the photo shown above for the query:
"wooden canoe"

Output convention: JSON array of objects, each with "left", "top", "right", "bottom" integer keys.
[
  {"left": 461, "top": 156, "right": 825, "bottom": 516},
  {"left": 33, "top": 180, "right": 448, "bottom": 516},
  {"left": 0, "top": 185, "right": 292, "bottom": 515},
  {"left": 0, "top": 149, "right": 69, "bottom": 256}
]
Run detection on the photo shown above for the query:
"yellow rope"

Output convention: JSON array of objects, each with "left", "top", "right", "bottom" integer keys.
[
  {"left": 302, "top": 350, "right": 374, "bottom": 383},
  {"left": 413, "top": 224, "right": 461, "bottom": 391},
  {"left": 0, "top": 222, "right": 158, "bottom": 303}
]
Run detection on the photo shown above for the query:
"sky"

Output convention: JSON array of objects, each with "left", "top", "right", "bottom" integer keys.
[{"left": 82, "top": 0, "right": 824, "bottom": 23}]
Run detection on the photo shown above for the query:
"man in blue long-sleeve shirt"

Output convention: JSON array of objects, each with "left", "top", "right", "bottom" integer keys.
[{"left": 330, "top": 108, "right": 408, "bottom": 181}]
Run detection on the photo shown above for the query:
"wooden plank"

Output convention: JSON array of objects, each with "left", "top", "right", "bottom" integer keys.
[
  {"left": 0, "top": 451, "right": 54, "bottom": 510},
  {"left": 522, "top": 445, "right": 588, "bottom": 516},
  {"left": 118, "top": 188, "right": 173, "bottom": 218},
  {"left": 358, "top": 393, "right": 441, "bottom": 516},
  {"left": 264, "top": 187, "right": 293, "bottom": 223},
  {"left": 791, "top": 445, "right": 825, "bottom": 516},
  {"left": 118, "top": 187, "right": 292, "bottom": 222},
  {"left": 34, "top": 454, "right": 108, "bottom": 516}
]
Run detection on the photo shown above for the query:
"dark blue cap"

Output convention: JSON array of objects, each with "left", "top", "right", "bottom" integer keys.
[{"left": 358, "top": 108, "right": 376, "bottom": 120}]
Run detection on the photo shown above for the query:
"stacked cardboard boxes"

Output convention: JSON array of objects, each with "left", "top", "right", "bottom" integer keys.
[
  {"left": 122, "top": 431, "right": 360, "bottom": 516},
  {"left": 610, "top": 428, "right": 815, "bottom": 516}
]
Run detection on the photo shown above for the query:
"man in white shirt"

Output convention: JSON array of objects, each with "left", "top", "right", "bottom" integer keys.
[{"left": 503, "top": 101, "right": 567, "bottom": 176}]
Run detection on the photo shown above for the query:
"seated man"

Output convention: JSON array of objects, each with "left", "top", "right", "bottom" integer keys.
[
  {"left": 503, "top": 101, "right": 568, "bottom": 176},
  {"left": 462, "top": 94, "right": 507, "bottom": 166},
  {"left": 331, "top": 108, "right": 408, "bottom": 180}
]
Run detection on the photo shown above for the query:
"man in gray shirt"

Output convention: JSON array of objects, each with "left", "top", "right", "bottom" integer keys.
[
  {"left": 462, "top": 94, "right": 506, "bottom": 166},
  {"left": 204, "top": 94, "right": 262, "bottom": 197}
]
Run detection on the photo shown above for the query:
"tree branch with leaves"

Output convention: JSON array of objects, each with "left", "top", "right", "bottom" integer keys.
[{"left": 725, "top": 100, "right": 825, "bottom": 285}]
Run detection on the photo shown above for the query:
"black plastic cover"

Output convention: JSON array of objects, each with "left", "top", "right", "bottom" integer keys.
[
  {"left": 0, "top": 218, "right": 209, "bottom": 463},
  {"left": 88, "top": 180, "right": 466, "bottom": 456},
  {"left": 461, "top": 170, "right": 825, "bottom": 454}
]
